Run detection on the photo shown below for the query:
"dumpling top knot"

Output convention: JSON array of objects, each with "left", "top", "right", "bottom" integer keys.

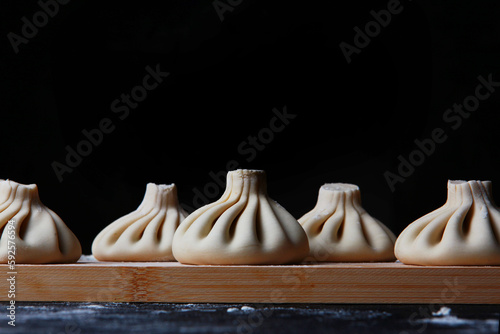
[{"left": 172, "top": 169, "right": 309, "bottom": 264}]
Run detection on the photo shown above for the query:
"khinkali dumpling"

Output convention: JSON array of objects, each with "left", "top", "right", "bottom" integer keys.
[
  {"left": 395, "top": 180, "right": 500, "bottom": 265},
  {"left": 299, "top": 183, "right": 396, "bottom": 262},
  {"left": 0, "top": 179, "right": 82, "bottom": 263},
  {"left": 172, "top": 169, "right": 309, "bottom": 264},
  {"left": 92, "top": 183, "right": 188, "bottom": 261}
]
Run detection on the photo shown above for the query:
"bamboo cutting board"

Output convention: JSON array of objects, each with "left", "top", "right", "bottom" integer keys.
[{"left": 1, "top": 260, "right": 499, "bottom": 304}]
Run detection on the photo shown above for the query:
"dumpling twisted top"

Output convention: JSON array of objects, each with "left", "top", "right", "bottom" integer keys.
[
  {"left": 0, "top": 179, "right": 82, "bottom": 263},
  {"left": 172, "top": 169, "right": 309, "bottom": 264},
  {"left": 299, "top": 183, "right": 396, "bottom": 262},
  {"left": 395, "top": 180, "right": 500, "bottom": 265},
  {"left": 92, "top": 183, "right": 188, "bottom": 261}
]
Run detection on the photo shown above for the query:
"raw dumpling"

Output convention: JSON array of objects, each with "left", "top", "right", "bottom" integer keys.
[
  {"left": 395, "top": 180, "right": 500, "bottom": 265},
  {"left": 172, "top": 169, "right": 309, "bottom": 264},
  {"left": 299, "top": 183, "right": 396, "bottom": 262},
  {"left": 92, "top": 183, "right": 188, "bottom": 261},
  {"left": 0, "top": 179, "right": 82, "bottom": 263}
]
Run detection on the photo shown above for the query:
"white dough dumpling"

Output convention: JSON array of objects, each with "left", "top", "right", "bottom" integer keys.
[
  {"left": 299, "top": 183, "right": 396, "bottom": 262},
  {"left": 92, "top": 183, "right": 188, "bottom": 261},
  {"left": 172, "top": 169, "right": 309, "bottom": 265},
  {"left": 0, "top": 179, "right": 82, "bottom": 263},
  {"left": 395, "top": 180, "right": 500, "bottom": 265}
]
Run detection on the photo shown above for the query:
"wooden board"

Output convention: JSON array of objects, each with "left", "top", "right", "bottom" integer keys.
[{"left": 1, "top": 260, "right": 499, "bottom": 304}]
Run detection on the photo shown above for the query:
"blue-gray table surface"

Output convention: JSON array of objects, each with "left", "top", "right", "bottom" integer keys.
[{"left": 0, "top": 302, "right": 498, "bottom": 334}]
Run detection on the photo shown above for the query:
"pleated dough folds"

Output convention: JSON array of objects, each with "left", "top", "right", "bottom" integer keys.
[
  {"left": 299, "top": 183, "right": 396, "bottom": 262},
  {"left": 395, "top": 180, "right": 500, "bottom": 265},
  {"left": 0, "top": 180, "right": 82, "bottom": 263},
  {"left": 92, "top": 183, "right": 188, "bottom": 261},
  {"left": 172, "top": 169, "right": 309, "bottom": 264}
]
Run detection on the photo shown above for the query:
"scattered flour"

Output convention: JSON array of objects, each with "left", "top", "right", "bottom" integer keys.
[
  {"left": 418, "top": 316, "right": 499, "bottom": 329},
  {"left": 416, "top": 307, "right": 498, "bottom": 330},
  {"left": 78, "top": 254, "right": 97, "bottom": 262},
  {"left": 480, "top": 206, "right": 489, "bottom": 219},
  {"left": 240, "top": 306, "right": 255, "bottom": 312},
  {"left": 432, "top": 306, "right": 451, "bottom": 317},
  {"left": 226, "top": 306, "right": 255, "bottom": 313}
]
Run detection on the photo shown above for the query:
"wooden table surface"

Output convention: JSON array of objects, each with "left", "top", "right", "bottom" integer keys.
[{"left": 1, "top": 259, "right": 500, "bottom": 304}]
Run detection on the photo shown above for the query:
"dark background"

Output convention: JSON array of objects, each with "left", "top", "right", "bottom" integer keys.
[{"left": 1, "top": 0, "right": 499, "bottom": 254}]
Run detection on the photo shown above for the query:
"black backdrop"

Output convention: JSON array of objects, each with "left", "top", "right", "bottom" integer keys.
[{"left": 1, "top": 0, "right": 499, "bottom": 254}]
